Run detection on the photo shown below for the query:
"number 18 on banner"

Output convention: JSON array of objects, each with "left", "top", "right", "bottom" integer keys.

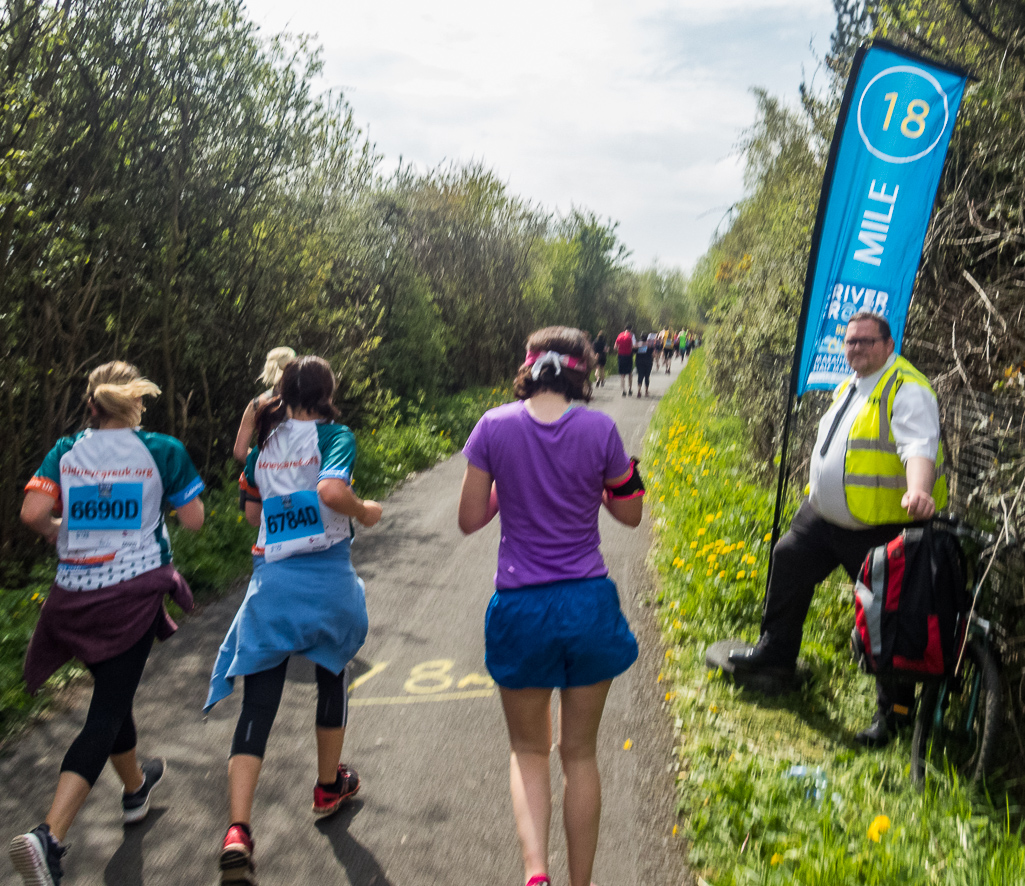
[{"left": 796, "top": 41, "right": 968, "bottom": 394}]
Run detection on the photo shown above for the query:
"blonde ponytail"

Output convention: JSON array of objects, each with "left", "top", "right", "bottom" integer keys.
[
  {"left": 86, "top": 361, "right": 161, "bottom": 428},
  {"left": 259, "top": 346, "right": 296, "bottom": 389}
]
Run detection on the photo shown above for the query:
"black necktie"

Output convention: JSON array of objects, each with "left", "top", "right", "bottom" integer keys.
[{"left": 820, "top": 382, "right": 857, "bottom": 457}]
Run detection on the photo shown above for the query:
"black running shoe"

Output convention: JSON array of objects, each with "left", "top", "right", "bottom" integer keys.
[
  {"left": 9, "top": 823, "right": 66, "bottom": 886},
  {"left": 122, "top": 757, "right": 165, "bottom": 824},
  {"left": 312, "top": 764, "right": 360, "bottom": 816}
]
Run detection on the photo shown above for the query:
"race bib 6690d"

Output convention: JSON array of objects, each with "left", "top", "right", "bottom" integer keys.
[{"left": 66, "top": 482, "right": 144, "bottom": 550}]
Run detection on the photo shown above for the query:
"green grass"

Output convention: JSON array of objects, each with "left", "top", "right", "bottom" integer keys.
[
  {"left": 0, "top": 384, "right": 511, "bottom": 742},
  {"left": 644, "top": 350, "right": 1025, "bottom": 885}
]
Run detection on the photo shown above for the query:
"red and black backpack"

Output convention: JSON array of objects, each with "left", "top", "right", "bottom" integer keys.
[{"left": 851, "top": 520, "right": 969, "bottom": 680}]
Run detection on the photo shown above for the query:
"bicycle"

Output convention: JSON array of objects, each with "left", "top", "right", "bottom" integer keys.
[{"left": 909, "top": 515, "right": 1014, "bottom": 786}]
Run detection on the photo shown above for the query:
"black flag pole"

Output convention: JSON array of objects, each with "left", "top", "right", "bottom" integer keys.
[{"left": 763, "top": 44, "right": 870, "bottom": 595}]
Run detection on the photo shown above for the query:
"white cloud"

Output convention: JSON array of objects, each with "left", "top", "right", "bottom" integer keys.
[{"left": 242, "top": 0, "right": 836, "bottom": 269}]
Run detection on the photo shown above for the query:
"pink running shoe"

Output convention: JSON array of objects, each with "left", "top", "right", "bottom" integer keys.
[{"left": 219, "top": 823, "right": 256, "bottom": 884}]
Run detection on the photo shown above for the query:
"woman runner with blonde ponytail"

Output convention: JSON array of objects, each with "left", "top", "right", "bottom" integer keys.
[
  {"left": 233, "top": 347, "right": 296, "bottom": 462},
  {"left": 8, "top": 362, "right": 205, "bottom": 886}
]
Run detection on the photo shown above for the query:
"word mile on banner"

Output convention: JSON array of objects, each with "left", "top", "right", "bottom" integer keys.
[{"left": 796, "top": 40, "right": 968, "bottom": 395}]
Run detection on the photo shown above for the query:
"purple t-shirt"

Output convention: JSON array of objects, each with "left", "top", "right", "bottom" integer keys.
[{"left": 462, "top": 401, "right": 632, "bottom": 589}]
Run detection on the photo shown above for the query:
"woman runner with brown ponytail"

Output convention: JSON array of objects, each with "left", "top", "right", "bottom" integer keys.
[
  {"left": 9, "top": 362, "right": 205, "bottom": 886},
  {"left": 205, "top": 356, "right": 382, "bottom": 885}
]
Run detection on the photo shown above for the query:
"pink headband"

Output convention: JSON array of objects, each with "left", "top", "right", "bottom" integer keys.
[{"left": 524, "top": 350, "right": 586, "bottom": 378}]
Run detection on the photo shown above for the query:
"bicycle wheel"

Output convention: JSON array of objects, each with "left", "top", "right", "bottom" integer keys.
[{"left": 911, "top": 639, "right": 1002, "bottom": 786}]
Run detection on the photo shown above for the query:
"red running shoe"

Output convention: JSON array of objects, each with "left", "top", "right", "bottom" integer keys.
[
  {"left": 312, "top": 764, "right": 360, "bottom": 816},
  {"left": 219, "top": 824, "right": 256, "bottom": 884},
  {"left": 525, "top": 876, "right": 551, "bottom": 886}
]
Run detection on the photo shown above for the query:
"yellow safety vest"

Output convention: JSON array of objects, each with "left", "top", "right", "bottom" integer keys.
[{"left": 835, "top": 356, "right": 948, "bottom": 525}]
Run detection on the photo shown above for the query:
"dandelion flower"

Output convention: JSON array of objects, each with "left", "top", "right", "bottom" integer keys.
[
  {"left": 763, "top": 532, "right": 772, "bottom": 542},
  {"left": 770, "top": 853, "right": 783, "bottom": 866},
  {"left": 867, "top": 815, "right": 891, "bottom": 842},
  {"left": 737, "top": 570, "right": 746, "bottom": 579},
  {"left": 697, "top": 528, "right": 706, "bottom": 536}
]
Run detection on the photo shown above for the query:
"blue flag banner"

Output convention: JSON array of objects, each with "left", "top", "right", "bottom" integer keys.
[{"left": 795, "top": 42, "right": 968, "bottom": 395}]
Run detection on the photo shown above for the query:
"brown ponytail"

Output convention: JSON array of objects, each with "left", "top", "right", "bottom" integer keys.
[{"left": 255, "top": 356, "right": 338, "bottom": 448}]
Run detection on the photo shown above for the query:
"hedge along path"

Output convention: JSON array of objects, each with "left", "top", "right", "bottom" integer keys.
[{"left": 0, "top": 367, "right": 689, "bottom": 886}]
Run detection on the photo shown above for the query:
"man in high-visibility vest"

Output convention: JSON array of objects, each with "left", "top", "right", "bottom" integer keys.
[{"left": 729, "top": 311, "right": 946, "bottom": 747}]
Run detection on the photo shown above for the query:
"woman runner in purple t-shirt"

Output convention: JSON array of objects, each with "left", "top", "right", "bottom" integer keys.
[{"left": 458, "top": 326, "right": 645, "bottom": 886}]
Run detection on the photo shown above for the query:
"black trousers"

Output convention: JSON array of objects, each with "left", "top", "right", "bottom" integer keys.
[
  {"left": 231, "top": 659, "right": 350, "bottom": 758},
  {"left": 761, "top": 500, "right": 915, "bottom": 713},
  {"left": 61, "top": 613, "right": 161, "bottom": 786}
]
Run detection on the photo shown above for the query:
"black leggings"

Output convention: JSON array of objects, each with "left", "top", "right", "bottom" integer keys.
[
  {"left": 231, "top": 659, "right": 350, "bottom": 758},
  {"left": 60, "top": 614, "right": 160, "bottom": 786}
]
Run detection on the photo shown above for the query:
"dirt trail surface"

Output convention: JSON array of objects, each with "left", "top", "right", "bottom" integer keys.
[{"left": 1, "top": 362, "right": 692, "bottom": 886}]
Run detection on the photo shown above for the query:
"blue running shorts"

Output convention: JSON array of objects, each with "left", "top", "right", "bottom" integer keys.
[{"left": 484, "top": 576, "right": 638, "bottom": 689}]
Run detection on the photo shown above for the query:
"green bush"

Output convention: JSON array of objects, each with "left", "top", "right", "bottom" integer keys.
[{"left": 167, "top": 474, "right": 259, "bottom": 600}]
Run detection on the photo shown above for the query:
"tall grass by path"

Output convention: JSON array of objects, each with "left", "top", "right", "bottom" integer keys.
[
  {"left": 0, "top": 385, "right": 510, "bottom": 743},
  {"left": 644, "top": 350, "right": 1024, "bottom": 885}
]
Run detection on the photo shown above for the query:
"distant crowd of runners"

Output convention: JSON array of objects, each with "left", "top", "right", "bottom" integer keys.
[
  {"left": 9, "top": 328, "right": 647, "bottom": 886},
  {"left": 590, "top": 326, "right": 698, "bottom": 398}
]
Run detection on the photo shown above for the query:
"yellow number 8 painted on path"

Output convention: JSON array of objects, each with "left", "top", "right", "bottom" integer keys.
[{"left": 404, "top": 659, "right": 454, "bottom": 694}]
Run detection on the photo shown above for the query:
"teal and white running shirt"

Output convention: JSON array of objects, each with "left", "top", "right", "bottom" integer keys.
[
  {"left": 27, "top": 428, "right": 204, "bottom": 591},
  {"left": 240, "top": 419, "right": 357, "bottom": 562}
]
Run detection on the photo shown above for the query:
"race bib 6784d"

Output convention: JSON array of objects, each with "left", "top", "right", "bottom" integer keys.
[{"left": 262, "top": 489, "right": 328, "bottom": 562}]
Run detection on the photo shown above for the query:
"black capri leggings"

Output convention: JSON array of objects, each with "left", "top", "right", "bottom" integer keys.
[
  {"left": 60, "top": 612, "right": 161, "bottom": 786},
  {"left": 231, "top": 659, "right": 350, "bottom": 758}
]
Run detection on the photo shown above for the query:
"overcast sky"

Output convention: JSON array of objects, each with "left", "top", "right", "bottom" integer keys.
[{"left": 241, "top": 0, "right": 837, "bottom": 272}]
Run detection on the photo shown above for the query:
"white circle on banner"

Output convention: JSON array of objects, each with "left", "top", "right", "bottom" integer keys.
[{"left": 856, "top": 65, "right": 950, "bottom": 164}]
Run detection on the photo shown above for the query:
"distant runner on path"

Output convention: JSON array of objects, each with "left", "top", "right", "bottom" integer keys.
[
  {"left": 592, "top": 330, "right": 608, "bottom": 387},
  {"left": 458, "top": 326, "right": 646, "bottom": 886},
  {"left": 9, "top": 361, "right": 205, "bottom": 886},
  {"left": 205, "top": 356, "right": 383, "bottom": 886},
  {"left": 614, "top": 325, "right": 636, "bottom": 397}
]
